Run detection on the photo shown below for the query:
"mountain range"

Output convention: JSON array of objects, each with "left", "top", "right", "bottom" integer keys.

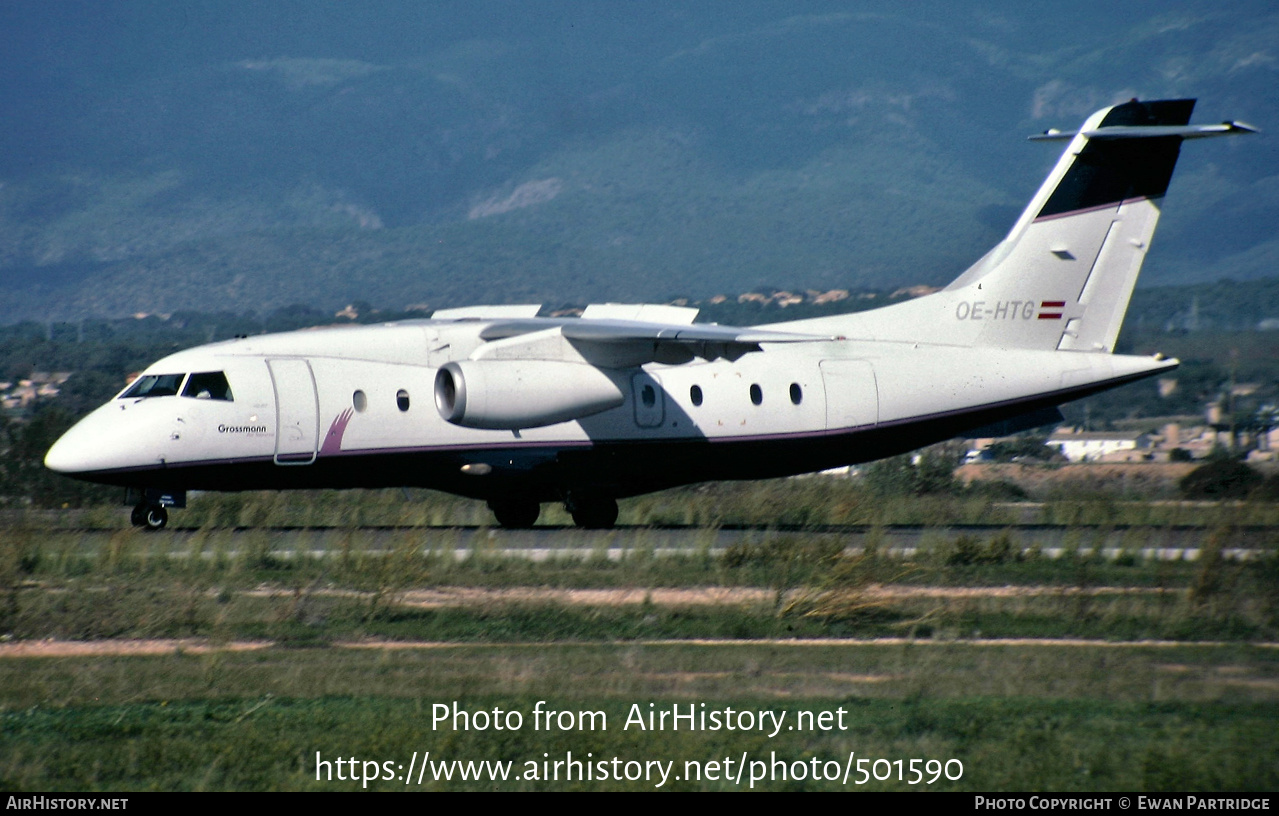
[{"left": 1, "top": 1, "right": 1275, "bottom": 322}]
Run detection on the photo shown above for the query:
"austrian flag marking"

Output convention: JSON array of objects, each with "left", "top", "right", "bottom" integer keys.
[{"left": 1038, "top": 301, "right": 1066, "bottom": 320}]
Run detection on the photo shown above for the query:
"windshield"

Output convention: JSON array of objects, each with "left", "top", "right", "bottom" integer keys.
[
  {"left": 119, "top": 373, "right": 186, "bottom": 399},
  {"left": 182, "top": 371, "right": 234, "bottom": 401}
]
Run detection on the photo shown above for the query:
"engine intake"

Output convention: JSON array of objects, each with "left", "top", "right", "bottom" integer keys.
[{"left": 434, "top": 360, "right": 625, "bottom": 430}]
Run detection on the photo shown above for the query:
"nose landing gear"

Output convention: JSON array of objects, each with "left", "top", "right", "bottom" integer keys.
[
  {"left": 130, "top": 502, "right": 169, "bottom": 531},
  {"left": 125, "top": 488, "right": 183, "bottom": 532}
]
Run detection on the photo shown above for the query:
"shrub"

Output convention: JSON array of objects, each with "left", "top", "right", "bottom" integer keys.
[
  {"left": 864, "top": 448, "right": 958, "bottom": 496},
  {"left": 1253, "top": 474, "right": 1279, "bottom": 501},
  {"left": 940, "top": 531, "right": 1017, "bottom": 566},
  {"left": 1178, "top": 460, "right": 1263, "bottom": 499}
]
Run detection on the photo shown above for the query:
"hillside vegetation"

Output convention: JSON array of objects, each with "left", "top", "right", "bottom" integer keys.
[{"left": 1, "top": 2, "right": 1276, "bottom": 322}]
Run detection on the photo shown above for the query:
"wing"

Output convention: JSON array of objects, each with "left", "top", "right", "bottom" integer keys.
[
  {"left": 429, "top": 307, "right": 836, "bottom": 430},
  {"left": 432, "top": 304, "right": 836, "bottom": 367},
  {"left": 485, "top": 316, "right": 833, "bottom": 365}
]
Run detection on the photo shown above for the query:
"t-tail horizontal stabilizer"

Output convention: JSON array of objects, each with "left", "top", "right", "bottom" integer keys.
[{"left": 1028, "top": 120, "right": 1258, "bottom": 141}]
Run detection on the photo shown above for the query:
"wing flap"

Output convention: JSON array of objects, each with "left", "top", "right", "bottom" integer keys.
[
  {"left": 471, "top": 318, "right": 834, "bottom": 367},
  {"left": 580, "top": 303, "right": 699, "bottom": 323},
  {"left": 432, "top": 304, "right": 543, "bottom": 320}
]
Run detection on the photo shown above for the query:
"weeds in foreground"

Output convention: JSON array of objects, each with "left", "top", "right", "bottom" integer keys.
[
  {"left": 1, "top": 505, "right": 1277, "bottom": 642},
  {"left": 8, "top": 480, "right": 1279, "bottom": 531},
  {"left": 785, "top": 544, "right": 925, "bottom": 628}
]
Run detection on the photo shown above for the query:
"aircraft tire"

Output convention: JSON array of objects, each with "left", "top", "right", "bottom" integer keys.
[
  {"left": 130, "top": 503, "right": 148, "bottom": 528},
  {"left": 567, "top": 494, "right": 618, "bottom": 530},
  {"left": 143, "top": 506, "right": 168, "bottom": 531},
  {"left": 488, "top": 497, "right": 540, "bottom": 529}
]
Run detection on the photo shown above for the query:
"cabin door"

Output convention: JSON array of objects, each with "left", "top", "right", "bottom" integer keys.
[
  {"left": 632, "top": 372, "right": 665, "bottom": 428},
  {"left": 819, "top": 360, "right": 879, "bottom": 431},
  {"left": 267, "top": 358, "right": 320, "bottom": 465}
]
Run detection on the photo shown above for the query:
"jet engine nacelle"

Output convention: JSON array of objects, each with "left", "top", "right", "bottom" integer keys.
[{"left": 434, "top": 360, "right": 626, "bottom": 430}]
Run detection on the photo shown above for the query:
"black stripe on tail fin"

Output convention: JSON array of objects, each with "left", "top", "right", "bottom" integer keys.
[{"left": 1037, "top": 99, "right": 1195, "bottom": 220}]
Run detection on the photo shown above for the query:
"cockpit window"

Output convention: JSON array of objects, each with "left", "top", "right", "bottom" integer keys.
[
  {"left": 120, "top": 373, "right": 186, "bottom": 399},
  {"left": 182, "top": 371, "right": 234, "bottom": 401}
]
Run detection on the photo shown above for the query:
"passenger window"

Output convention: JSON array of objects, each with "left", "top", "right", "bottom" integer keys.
[
  {"left": 120, "top": 373, "right": 186, "bottom": 399},
  {"left": 641, "top": 384, "right": 656, "bottom": 407},
  {"left": 749, "top": 384, "right": 763, "bottom": 406},
  {"left": 353, "top": 390, "right": 368, "bottom": 412},
  {"left": 182, "top": 371, "right": 234, "bottom": 401},
  {"left": 690, "top": 385, "right": 703, "bottom": 406},
  {"left": 397, "top": 389, "right": 411, "bottom": 411},
  {"left": 790, "top": 383, "right": 803, "bottom": 405}
]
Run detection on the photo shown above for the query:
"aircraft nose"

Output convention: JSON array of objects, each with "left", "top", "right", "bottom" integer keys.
[
  {"left": 44, "top": 419, "right": 96, "bottom": 474},
  {"left": 43, "top": 404, "right": 151, "bottom": 475}
]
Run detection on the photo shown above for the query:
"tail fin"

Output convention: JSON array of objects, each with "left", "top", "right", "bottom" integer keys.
[
  {"left": 954, "top": 98, "right": 1196, "bottom": 353},
  {"left": 776, "top": 98, "right": 1254, "bottom": 351}
]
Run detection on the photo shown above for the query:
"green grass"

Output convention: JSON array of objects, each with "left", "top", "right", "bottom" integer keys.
[
  {"left": 3, "top": 514, "right": 1276, "bottom": 644},
  {"left": 12, "top": 483, "right": 1279, "bottom": 531},
  {"left": 2, "top": 492, "right": 1277, "bottom": 791},
  {"left": 3, "top": 586, "right": 1273, "bottom": 645},
  {"left": 1, "top": 644, "right": 1276, "bottom": 790}
]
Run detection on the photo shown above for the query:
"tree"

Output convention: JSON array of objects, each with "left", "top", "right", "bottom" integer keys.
[
  {"left": 863, "top": 447, "right": 958, "bottom": 496},
  {"left": 984, "top": 435, "right": 1058, "bottom": 463},
  {"left": 1178, "top": 460, "right": 1263, "bottom": 500},
  {"left": 0, "top": 405, "right": 115, "bottom": 507}
]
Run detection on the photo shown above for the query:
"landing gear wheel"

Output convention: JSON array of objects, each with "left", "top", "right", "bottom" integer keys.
[
  {"left": 487, "top": 497, "right": 541, "bottom": 529},
  {"left": 145, "top": 506, "right": 168, "bottom": 531},
  {"left": 132, "top": 504, "right": 168, "bottom": 531},
  {"left": 566, "top": 493, "right": 618, "bottom": 530}
]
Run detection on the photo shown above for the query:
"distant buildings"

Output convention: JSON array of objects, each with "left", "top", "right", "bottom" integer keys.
[
  {"left": 890, "top": 284, "right": 942, "bottom": 299},
  {"left": 1044, "top": 430, "right": 1154, "bottom": 463},
  {"left": 0, "top": 372, "right": 72, "bottom": 411},
  {"left": 964, "top": 420, "right": 1277, "bottom": 465}
]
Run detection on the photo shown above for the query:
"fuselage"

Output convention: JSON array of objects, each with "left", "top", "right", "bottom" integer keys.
[{"left": 43, "top": 316, "right": 1174, "bottom": 503}]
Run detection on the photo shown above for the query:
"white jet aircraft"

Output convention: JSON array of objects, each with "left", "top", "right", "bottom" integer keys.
[{"left": 45, "top": 98, "right": 1254, "bottom": 530}]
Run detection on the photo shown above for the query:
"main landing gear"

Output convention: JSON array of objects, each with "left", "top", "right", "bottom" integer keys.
[
  {"left": 565, "top": 491, "right": 618, "bottom": 530},
  {"left": 486, "top": 496, "right": 541, "bottom": 529},
  {"left": 485, "top": 491, "right": 618, "bottom": 529},
  {"left": 130, "top": 502, "right": 168, "bottom": 531}
]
